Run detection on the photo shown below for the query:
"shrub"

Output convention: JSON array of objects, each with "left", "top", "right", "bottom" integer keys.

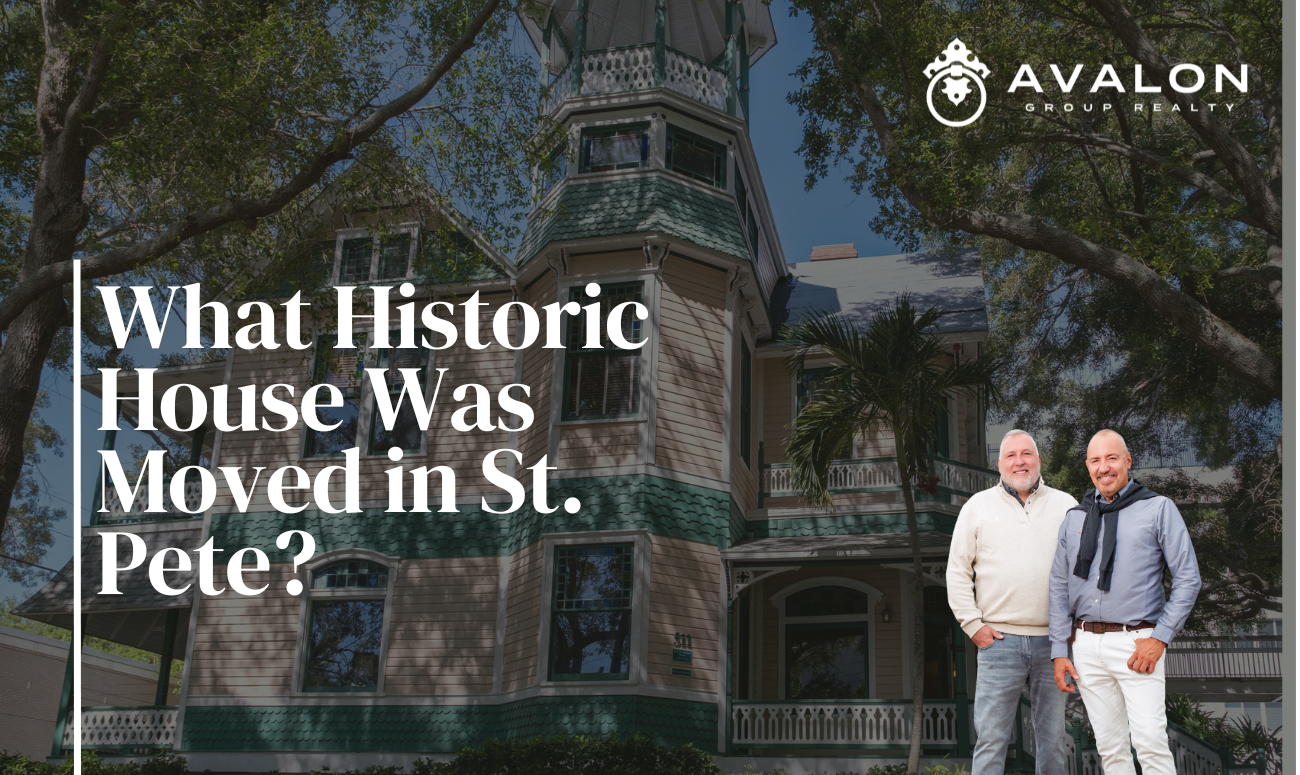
[
  {"left": 0, "top": 753, "right": 192, "bottom": 775},
  {"left": 413, "top": 734, "right": 720, "bottom": 775}
]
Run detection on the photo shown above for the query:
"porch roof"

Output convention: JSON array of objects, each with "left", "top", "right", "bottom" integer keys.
[
  {"left": 14, "top": 524, "right": 199, "bottom": 654},
  {"left": 721, "top": 530, "right": 951, "bottom": 562}
]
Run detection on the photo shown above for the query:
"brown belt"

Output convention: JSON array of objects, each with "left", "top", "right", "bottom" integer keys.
[{"left": 1075, "top": 618, "right": 1157, "bottom": 634}]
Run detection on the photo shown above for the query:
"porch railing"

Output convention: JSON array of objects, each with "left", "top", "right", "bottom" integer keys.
[
  {"left": 97, "top": 476, "right": 204, "bottom": 522},
  {"left": 545, "top": 45, "right": 740, "bottom": 118},
  {"left": 1165, "top": 636, "right": 1283, "bottom": 681},
  {"left": 67, "top": 706, "right": 177, "bottom": 750},
  {"left": 731, "top": 700, "right": 960, "bottom": 747},
  {"left": 762, "top": 457, "right": 998, "bottom": 499}
]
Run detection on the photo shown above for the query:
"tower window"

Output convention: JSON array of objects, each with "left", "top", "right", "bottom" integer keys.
[
  {"left": 564, "top": 282, "right": 644, "bottom": 419},
  {"left": 550, "top": 544, "right": 634, "bottom": 680},
  {"left": 667, "top": 128, "right": 725, "bottom": 187},
  {"left": 581, "top": 125, "right": 649, "bottom": 173}
]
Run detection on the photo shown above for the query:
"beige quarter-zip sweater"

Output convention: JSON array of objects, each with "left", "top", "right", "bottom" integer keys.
[{"left": 946, "top": 480, "right": 1079, "bottom": 638}]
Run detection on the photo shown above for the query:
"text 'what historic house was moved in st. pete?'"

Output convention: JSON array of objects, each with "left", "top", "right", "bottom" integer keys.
[{"left": 94, "top": 281, "right": 650, "bottom": 599}]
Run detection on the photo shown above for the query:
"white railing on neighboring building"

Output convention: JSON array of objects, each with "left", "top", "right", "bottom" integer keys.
[
  {"left": 731, "top": 701, "right": 959, "bottom": 747},
  {"left": 1165, "top": 636, "right": 1283, "bottom": 681},
  {"left": 763, "top": 457, "right": 997, "bottom": 499},
  {"left": 69, "top": 706, "right": 177, "bottom": 749},
  {"left": 99, "top": 476, "right": 203, "bottom": 521}
]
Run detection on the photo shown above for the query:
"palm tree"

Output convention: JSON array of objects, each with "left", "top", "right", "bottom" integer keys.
[{"left": 782, "top": 296, "right": 999, "bottom": 773}]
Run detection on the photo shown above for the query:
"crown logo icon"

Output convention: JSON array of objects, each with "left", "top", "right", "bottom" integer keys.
[{"left": 923, "top": 38, "right": 990, "bottom": 127}]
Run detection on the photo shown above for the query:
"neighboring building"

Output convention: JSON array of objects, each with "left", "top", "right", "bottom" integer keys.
[
  {"left": 13, "top": 1, "right": 1240, "bottom": 772},
  {"left": 0, "top": 626, "right": 177, "bottom": 759}
]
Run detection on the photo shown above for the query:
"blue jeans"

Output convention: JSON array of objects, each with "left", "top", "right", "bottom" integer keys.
[{"left": 973, "top": 633, "right": 1067, "bottom": 775}]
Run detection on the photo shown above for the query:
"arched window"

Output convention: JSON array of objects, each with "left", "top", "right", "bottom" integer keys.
[
  {"left": 774, "top": 580, "right": 880, "bottom": 700},
  {"left": 301, "top": 557, "right": 394, "bottom": 692}
]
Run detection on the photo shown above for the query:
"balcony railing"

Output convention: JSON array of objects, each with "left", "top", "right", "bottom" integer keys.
[
  {"left": 762, "top": 457, "right": 998, "bottom": 499},
  {"left": 731, "top": 700, "right": 961, "bottom": 747},
  {"left": 1165, "top": 636, "right": 1283, "bottom": 681},
  {"left": 96, "top": 476, "right": 204, "bottom": 523},
  {"left": 67, "top": 706, "right": 177, "bottom": 750},
  {"left": 544, "top": 45, "right": 741, "bottom": 119}
]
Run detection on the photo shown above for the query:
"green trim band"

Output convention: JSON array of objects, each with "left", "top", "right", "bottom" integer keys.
[{"left": 180, "top": 695, "right": 718, "bottom": 753}]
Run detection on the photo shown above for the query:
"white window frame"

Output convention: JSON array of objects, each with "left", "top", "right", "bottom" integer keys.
[
  {"left": 331, "top": 223, "right": 420, "bottom": 285},
  {"left": 535, "top": 530, "right": 653, "bottom": 687},
  {"left": 771, "top": 576, "right": 882, "bottom": 700},
  {"left": 550, "top": 272, "right": 658, "bottom": 429},
  {"left": 291, "top": 548, "right": 400, "bottom": 697},
  {"left": 300, "top": 327, "right": 435, "bottom": 461}
]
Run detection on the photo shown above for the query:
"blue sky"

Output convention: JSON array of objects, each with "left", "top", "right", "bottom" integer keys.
[{"left": 1, "top": 2, "right": 906, "bottom": 604}]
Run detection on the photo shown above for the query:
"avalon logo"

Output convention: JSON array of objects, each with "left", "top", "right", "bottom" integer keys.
[{"left": 923, "top": 38, "right": 991, "bottom": 127}]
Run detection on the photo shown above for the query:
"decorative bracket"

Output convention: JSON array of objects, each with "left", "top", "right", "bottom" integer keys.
[
  {"left": 728, "top": 565, "right": 800, "bottom": 601},
  {"left": 882, "top": 562, "right": 948, "bottom": 587}
]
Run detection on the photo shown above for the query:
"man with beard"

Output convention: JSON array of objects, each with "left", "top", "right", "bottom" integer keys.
[
  {"left": 1050, "top": 429, "right": 1200, "bottom": 775},
  {"left": 947, "top": 429, "right": 1078, "bottom": 775}
]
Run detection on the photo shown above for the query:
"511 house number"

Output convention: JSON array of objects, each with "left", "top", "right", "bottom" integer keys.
[{"left": 672, "top": 633, "right": 692, "bottom": 676}]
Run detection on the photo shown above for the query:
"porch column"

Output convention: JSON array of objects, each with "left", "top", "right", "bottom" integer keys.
[
  {"left": 89, "top": 416, "right": 119, "bottom": 526},
  {"left": 653, "top": 0, "right": 666, "bottom": 86},
  {"left": 738, "top": 19, "right": 749, "bottom": 120},
  {"left": 154, "top": 608, "right": 180, "bottom": 705},
  {"left": 540, "top": 20, "right": 552, "bottom": 89},
  {"left": 952, "top": 618, "right": 970, "bottom": 756},
  {"left": 723, "top": 0, "right": 737, "bottom": 115},
  {"left": 570, "top": 0, "right": 586, "bottom": 96},
  {"left": 50, "top": 615, "right": 84, "bottom": 757}
]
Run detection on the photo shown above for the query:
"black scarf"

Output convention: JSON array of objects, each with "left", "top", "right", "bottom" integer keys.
[{"left": 1073, "top": 480, "right": 1158, "bottom": 591}]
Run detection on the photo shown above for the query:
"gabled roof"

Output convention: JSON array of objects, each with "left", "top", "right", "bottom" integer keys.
[
  {"left": 517, "top": 176, "right": 749, "bottom": 264},
  {"left": 770, "top": 250, "right": 988, "bottom": 334}
]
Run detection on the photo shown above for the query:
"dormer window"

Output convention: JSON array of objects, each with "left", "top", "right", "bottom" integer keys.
[
  {"left": 332, "top": 227, "right": 418, "bottom": 284},
  {"left": 666, "top": 127, "right": 725, "bottom": 187},
  {"left": 581, "top": 125, "right": 649, "bottom": 173}
]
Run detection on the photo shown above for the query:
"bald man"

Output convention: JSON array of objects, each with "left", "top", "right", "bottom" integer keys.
[{"left": 1049, "top": 430, "right": 1201, "bottom": 775}]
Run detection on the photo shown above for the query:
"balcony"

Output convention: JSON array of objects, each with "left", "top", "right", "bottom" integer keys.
[
  {"left": 94, "top": 475, "right": 204, "bottom": 524},
  {"left": 761, "top": 456, "right": 999, "bottom": 500},
  {"left": 1165, "top": 636, "right": 1282, "bottom": 681},
  {"left": 66, "top": 706, "right": 177, "bottom": 752},
  {"left": 545, "top": 45, "right": 743, "bottom": 120}
]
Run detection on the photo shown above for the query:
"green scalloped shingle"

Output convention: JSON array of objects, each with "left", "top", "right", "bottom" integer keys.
[
  {"left": 181, "top": 696, "right": 717, "bottom": 752},
  {"left": 517, "top": 176, "right": 749, "bottom": 264},
  {"left": 209, "top": 474, "right": 733, "bottom": 561}
]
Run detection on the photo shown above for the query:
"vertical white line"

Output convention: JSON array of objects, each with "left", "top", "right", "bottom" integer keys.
[{"left": 72, "top": 258, "right": 82, "bottom": 772}]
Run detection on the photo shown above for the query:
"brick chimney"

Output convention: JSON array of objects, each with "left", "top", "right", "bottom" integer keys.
[{"left": 809, "top": 243, "right": 857, "bottom": 261}]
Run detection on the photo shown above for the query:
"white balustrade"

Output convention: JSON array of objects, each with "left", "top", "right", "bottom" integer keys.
[
  {"left": 1169, "top": 725, "right": 1225, "bottom": 775},
  {"left": 732, "top": 702, "right": 958, "bottom": 747},
  {"left": 764, "top": 458, "right": 996, "bottom": 498},
  {"left": 664, "top": 49, "right": 728, "bottom": 112},
  {"left": 100, "top": 475, "right": 204, "bottom": 520},
  {"left": 581, "top": 45, "right": 656, "bottom": 96},
  {"left": 68, "top": 706, "right": 177, "bottom": 749},
  {"left": 544, "top": 66, "right": 571, "bottom": 114},
  {"left": 933, "top": 459, "right": 999, "bottom": 494}
]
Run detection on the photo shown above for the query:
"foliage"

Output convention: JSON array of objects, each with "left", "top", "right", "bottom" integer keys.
[
  {"left": 787, "top": 0, "right": 1281, "bottom": 469},
  {"left": 780, "top": 296, "right": 998, "bottom": 773},
  {"left": 2, "top": 391, "right": 62, "bottom": 585},
  {"left": 1166, "top": 694, "right": 1280, "bottom": 775},
  {"left": 1, "top": 596, "right": 183, "bottom": 692},
  {"left": 0, "top": 752, "right": 191, "bottom": 775},
  {"left": 780, "top": 297, "right": 999, "bottom": 506},
  {"left": 1144, "top": 455, "right": 1281, "bottom": 630},
  {"left": 411, "top": 734, "right": 721, "bottom": 775}
]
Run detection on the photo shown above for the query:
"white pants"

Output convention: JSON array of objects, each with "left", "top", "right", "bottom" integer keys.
[{"left": 1072, "top": 627, "right": 1175, "bottom": 775}]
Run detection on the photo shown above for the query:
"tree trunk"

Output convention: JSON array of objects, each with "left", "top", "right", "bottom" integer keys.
[
  {"left": 0, "top": 6, "right": 96, "bottom": 537},
  {"left": 899, "top": 451, "right": 926, "bottom": 773}
]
